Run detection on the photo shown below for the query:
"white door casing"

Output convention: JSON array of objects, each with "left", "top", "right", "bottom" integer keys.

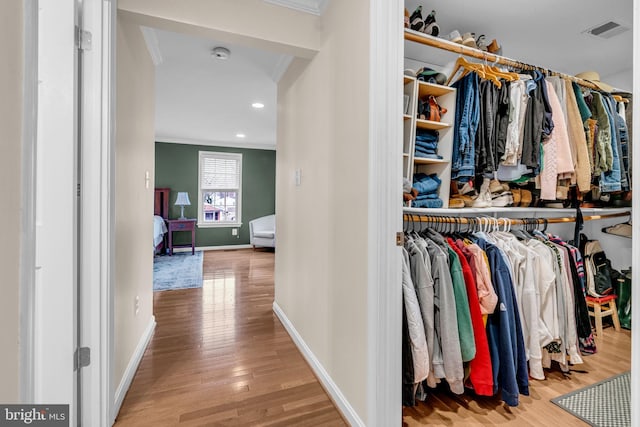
[
  {"left": 77, "top": 0, "right": 116, "bottom": 425},
  {"left": 34, "top": 0, "right": 78, "bottom": 422}
]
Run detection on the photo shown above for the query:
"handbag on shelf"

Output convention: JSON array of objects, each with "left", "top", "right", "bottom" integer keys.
[{"left": 417, "top": 95, "right": 447, "bottom": 122}]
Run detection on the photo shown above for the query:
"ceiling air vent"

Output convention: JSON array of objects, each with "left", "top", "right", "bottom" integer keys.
[{"left": 584, "top": 20, "right": 629, "bottom": 39}]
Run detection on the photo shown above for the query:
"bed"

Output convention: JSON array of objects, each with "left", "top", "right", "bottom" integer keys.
[{"left": 154, "top": 188, "right": 170, "bottom": 254}]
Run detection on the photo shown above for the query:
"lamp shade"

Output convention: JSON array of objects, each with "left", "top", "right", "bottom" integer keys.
[{"left": 174, "top": 192, "right": 191, "bottom": 206}]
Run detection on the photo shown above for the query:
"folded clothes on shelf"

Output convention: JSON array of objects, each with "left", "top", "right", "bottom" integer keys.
[
  {"left": 415, "top": 140, "right": 438, "bottom": 150},
  {"left": 415, "top": 192, "right": 440, "bottom": 200},
  {"left": 412, "top": 198, "right": 444, "bottom": 208},
  {"left": 415, "top": 129, "right": 439, "bottom": 142},
  {"left": 414, "top": 152, "right": 444, "bottom": 160},
  {"left": 413, "top": 173, "right": 442, "bottom": 194}
]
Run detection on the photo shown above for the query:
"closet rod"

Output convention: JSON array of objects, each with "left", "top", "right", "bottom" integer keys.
[
  {"left": 404, "top": 29, "right": 601, "bottom": 91},
  {"left": 402, "top": 211, "right": 630, "bottom": 225}
]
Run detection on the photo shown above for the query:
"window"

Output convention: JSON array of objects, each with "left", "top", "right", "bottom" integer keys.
[{"left": 198, "top": 151, "right": 242, "bottom": 227}]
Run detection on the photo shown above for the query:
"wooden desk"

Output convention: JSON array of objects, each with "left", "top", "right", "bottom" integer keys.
[{"left": 166, "top": 219, "right": 196, "bottom": 255}]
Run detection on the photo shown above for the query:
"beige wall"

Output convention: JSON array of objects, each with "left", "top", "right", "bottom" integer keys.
[
  {"left": 114, "top": 14, "right": 156, "bottom": 389},
  {"left": 0, "top": 0, "right": 23, "bottom": 403},
  {"left": 275, "top": 0, "right": 370, "bottom": 422},
  {"left": 118, "top": 0, "right": 320, "bottom": 58}
]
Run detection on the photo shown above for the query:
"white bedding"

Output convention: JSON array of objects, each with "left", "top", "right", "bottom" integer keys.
[{"left": 153, "top": 215, "right": 168, "bottom": 248}]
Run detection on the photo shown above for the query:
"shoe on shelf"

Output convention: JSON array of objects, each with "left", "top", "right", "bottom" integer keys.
[
  {"left": 511, "top": 188, "right": 521, "bottom": 206},
  {"left": 489, "top": 179, "right": 508, "bottom": 194},
  {"left": 409, "top": 6, "right": 424, "bottom": 32},
  {"left": 423, "top": 22, "right": 440, "bottom": 36},
  {"left": 491, "top": 191, "right": 514, "bottom": 207},
  {"left": 449, "top": 197, "right": 465, "bottom": 209},
  {"left": 519, "top": 189, "right": 532, "bottom": 207},
  {"left": 461, "top": 32, "right": 477, "bottom": 48},
  {"left": 472, "top": 177, "right": 492, "bottom": 208},
  {"left": 476, "top": 34, "right": 488, "bottom": 51},
  {"left": 459, "top": 180, "right": 476, "bottom": 196},
  {"left": 487, "top": 38, "right": 502, "bottom": 55},
  {"left": 422, "top": 10, "right": 439, "bottom": 36},
  {"left": 446, "top": 30, "right": 463, "bottom": 44}
]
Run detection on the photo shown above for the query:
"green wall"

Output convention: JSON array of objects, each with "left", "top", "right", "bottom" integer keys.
[{"left": 155, "top": 142, "right": 276, "bottom": 247}]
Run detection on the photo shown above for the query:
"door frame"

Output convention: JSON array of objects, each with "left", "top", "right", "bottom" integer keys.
[
  {"left": 20, "top": 0, "right": 38, "bottom": 404},
  {"left": 77, "top": 0, "right": 116, "bottom": 425},
  {"left": 367, "top": 0, "right": 403, "bottom": 425},
  {"left": 21, "top": 0, "right": 115, "bottom": 425}
]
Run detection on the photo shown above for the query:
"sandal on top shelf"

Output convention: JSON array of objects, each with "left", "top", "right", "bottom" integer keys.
[{"left": 409, "top": 5, "right": 425, "bottom": 32}]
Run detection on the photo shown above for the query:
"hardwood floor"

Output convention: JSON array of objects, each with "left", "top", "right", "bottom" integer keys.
[
  {"left": 114, "top": 249, "right": 346, "bottom": 426},
  {"left": 116, "top": 248, "right": 631, "bottom": 426},
  {"left": 403, "top": 327, "right": 631, "bottom": 426}
]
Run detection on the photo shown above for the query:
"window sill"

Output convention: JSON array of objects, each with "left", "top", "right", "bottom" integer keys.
[{"left": 197, "top": 222, "right": 243, "bottom": 228}]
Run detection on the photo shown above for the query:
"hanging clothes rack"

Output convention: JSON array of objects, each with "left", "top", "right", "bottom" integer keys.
[
  {"left": 404, "top": 29, "right": 601, "bottom": 91},
  {"left": 402, "top": 210, "right": 630, "bottom": 226}
]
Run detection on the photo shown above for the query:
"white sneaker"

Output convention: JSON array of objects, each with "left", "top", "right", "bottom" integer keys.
[
  {"left": 491, "top": 191, "right": 514, "bottom": 207},
  {"left": 472, "top": 178, "right": 492, "bottom": 208},
  {"left": 447, "top": 30, "right": 463, "bottom": 44}
]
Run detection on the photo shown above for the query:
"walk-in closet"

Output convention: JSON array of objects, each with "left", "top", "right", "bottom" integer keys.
[{"left": 401, "top": 1, "right": 633, "bottom": 425}]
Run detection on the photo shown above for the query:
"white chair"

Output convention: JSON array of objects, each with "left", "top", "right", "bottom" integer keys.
[{"left": 249, "top": 214, "right": 275, "bottom": 248}]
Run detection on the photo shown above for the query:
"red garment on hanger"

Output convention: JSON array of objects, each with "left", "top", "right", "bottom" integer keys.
[{"left": 447, "top": 237, "right": 494, "bottom": 396}]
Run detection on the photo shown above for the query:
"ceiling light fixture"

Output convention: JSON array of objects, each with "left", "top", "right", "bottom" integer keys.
[
  {"left": 252, "top": 102, "right": 265, "bottom": 109},
  {"left": 211, "top": 46, "right": 231, "bottom": 60},
  {"left": 236, "top": 133, "right": 246, "bottom": 138}
]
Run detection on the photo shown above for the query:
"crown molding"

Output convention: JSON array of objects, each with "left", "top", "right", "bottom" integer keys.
[
  {"left": 263, "top": 0, "right": 329, "bottom": 16},
  {"left": 270, "top": 54, "right": 294, "bottom": 82},
  {"left": 140, "top": 26, "right": 163, "bottom": 66},
  {"left": 156, "top": 136, "right": 276, "bottom": 151}
]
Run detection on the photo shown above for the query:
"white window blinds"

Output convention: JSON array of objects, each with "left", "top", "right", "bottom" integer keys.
[{"left": 201, "top": 154, "right": 240, "bottom": 190}]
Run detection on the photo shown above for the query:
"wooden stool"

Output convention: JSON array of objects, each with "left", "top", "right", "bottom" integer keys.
[{"left": 586, "top": 295, "right": 621, "bottom": 339}]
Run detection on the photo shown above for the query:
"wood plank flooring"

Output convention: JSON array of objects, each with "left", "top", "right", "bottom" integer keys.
[
  {"left": 403, "top": 327, "right": 631, "bottom": 426},
  {"left": 114, "top": 249, "right": 347, "bottom": 426},
  {"left": 115, "top": 249, "right": 632, "bottom": 426}
]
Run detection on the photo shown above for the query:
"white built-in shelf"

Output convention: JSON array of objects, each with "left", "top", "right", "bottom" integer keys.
[
  {"left": 404, "top": 75, "right": 416, "bottom": 85},
  {"left": 403, "top": 153, "right": 410, "bottom": 157},
  {"left": 415, "top": 118, "right": 451, "bottom": 131},
  {"left": 403, "top": 114, "right": 412, "bottom": 121},
  {"left": 417, "top": 81, "right": 455, "bottom": 98},
  {"left": 413, "top": 157, "right": 449, "bottom": 165}
]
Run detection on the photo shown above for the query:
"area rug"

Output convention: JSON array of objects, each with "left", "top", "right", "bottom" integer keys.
[
  {"left": 551, "top": 371, "right": 630, "bottom": 427},
  {"left": 153, "top": 251, "right": 203, "bottom": 291}
]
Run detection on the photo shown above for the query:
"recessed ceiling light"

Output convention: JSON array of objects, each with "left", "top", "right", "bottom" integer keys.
[
  {"left": 236, "top": 133, "right": 246, "bottom": 138},
  {"left": 252, "top": 102, "right": 265, "bottom": 109}
]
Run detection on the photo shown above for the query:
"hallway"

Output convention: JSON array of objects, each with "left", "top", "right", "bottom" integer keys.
[{"left": 115, "top": 249, "right": 346, "bottom": 426}]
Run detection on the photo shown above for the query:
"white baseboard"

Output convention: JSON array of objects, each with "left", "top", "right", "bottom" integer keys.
[
  {"left": 172, "top": 244, "right": 253, "bottom": 253},
  {"left": 272, "top": 302, "right": 365, "bottom": 427},
  {"left": 112, "top": 316, "right": 156, "bottom": 423}
]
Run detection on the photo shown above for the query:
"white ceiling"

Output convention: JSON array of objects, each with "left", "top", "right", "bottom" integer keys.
[
  {"left": 405, "top": 0, "right": 633, "bottom": 89},
  {"left": 150, "top": 0, "right": 633, "bottom": 149},
  {"left": 150, "top": 27, "right": 291, "bottom": 149}
]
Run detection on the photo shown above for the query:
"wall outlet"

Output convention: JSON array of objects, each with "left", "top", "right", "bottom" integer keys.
[
  {"left": 134, "top": 295, "right": 140, "bottom": 316},
  {"left": 232, "top": 228, "right": 238, "bottom": 236}
]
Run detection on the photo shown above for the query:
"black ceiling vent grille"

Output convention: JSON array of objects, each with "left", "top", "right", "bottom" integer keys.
[{"left": 584, "top": 21, "right": 629, "bottom": 39}]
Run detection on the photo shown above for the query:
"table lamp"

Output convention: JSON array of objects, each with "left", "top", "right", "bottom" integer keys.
[{"left": 175, "top": 192, "right": 191, "bottom": 220}]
